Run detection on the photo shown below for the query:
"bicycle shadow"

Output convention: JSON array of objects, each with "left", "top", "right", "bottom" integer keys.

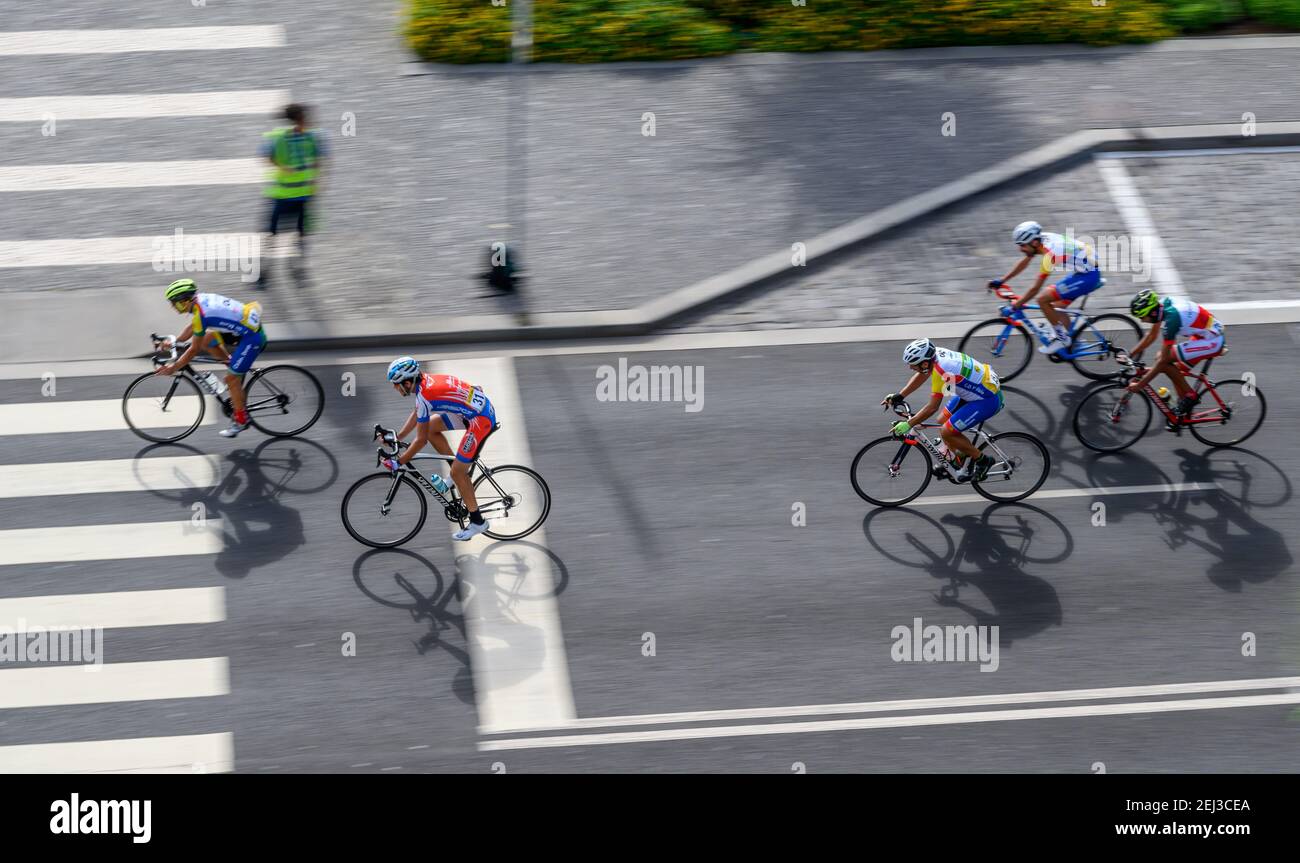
[
  {"left": 352, "top": 547, "right": 475, "bottom": 705},
  {"left": 132, "top": 436, "right": 338, "bottom": 579},
  {"left": 1154, "top": 448, "right": 1294, "bottom": 592},
  {"left": 863, "top": 502, "right": 1068, "bottom": 647}
]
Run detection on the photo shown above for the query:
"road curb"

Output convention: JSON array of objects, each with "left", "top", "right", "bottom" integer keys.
[{"left": 267, "top": 121, "right": 1300, "bottom": 353}]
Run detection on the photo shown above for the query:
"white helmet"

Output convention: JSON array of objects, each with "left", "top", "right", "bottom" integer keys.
[
  {"left": 902, "top": 338, "right": 936, "bottom": 366},
  {"left": 386, "top": 356, "right": 420, "bottom": 384},
  {"left": 1012, "top": 220, "right": 1042, "bottom": 245}
]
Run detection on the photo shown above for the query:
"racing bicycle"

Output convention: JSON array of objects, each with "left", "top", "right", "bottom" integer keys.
[
  {"left": 122, "top": 334, "right": 324, "bottom": 443},
  {"left": 1072, "top": 352, "right": 1266, "bottom": 452},
  {"left": 340, "top": 424, "right": 551, "bottom": 545},
  {"left": 958, "top": 282, "right": 1141, "bottom": 383},
  {"left": 850, "top": 399, "right": 1051, "bottom": 507}
]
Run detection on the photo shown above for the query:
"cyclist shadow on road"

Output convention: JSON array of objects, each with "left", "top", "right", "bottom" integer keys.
[
  {"left": 1080, "top": 447, "right": 1293, "bottom": 591},
  {"left": 1158, "top": 448, "right": 1293, "bottom": 592},
  {"left": 353, "top": 547, "right": 475, "bottom": 705},
  {"left": 133, "top": 436, "right": 338, "bottom": 579},
  {"left": 864, "top": 502, "right": 1069, "bottom": 648}
]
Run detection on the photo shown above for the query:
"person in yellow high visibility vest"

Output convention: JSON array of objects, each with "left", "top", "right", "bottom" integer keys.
[{"left": 257, "top": 103, "right": 326, "bottom": 288}]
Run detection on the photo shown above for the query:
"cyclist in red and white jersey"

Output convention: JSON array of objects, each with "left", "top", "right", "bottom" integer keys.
[
  {"left": 383, "top": 356, "right": 498, "bottom": 540},
  {"left": 1127, "top": 289, "right": 1226, "bottom": 417}
]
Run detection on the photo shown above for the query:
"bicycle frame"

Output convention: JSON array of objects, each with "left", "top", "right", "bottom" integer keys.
[
  {"left": 1118, "top": 358, "right": 1230, "bottom": 429},
  {"left": 987, "top": 284, "right": 1102, "bottom": 359},
  {"left": 888, "top": 405, "right": 1015, "bottom": 483}
]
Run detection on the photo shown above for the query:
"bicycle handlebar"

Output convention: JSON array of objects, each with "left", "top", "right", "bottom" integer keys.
[
  {"left": 988, "top": 284, "right": 1020, "bottom": 303},
  {"left": 372, "top": 424, "right": 410, "bottom": 464}
]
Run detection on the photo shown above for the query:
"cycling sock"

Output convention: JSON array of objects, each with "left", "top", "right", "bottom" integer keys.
[
  {"left": 234, "top": 409, "right": 249, "bottom": 424},
  {"left": 469, "top": 510, "right": 485, "bottom": 525}
]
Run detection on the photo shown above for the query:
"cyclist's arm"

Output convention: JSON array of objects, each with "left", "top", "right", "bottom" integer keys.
[
  {"left": 396, "top": 413, "right": 428, "bottom": 466},
  {"left": 904, "top": 392, "right": 945, "bottom": 429},
  {"left": 1132, "top": 341, "right": 1174, "bottom": 389},
  {"left": 896, "top": 370, "right": 928, "bottom": 399},
  {"left": 1130, "top": 322, "right": 1160, "bottom": 359},
  {"left": 1012, "top": 271, "right": 1049, "bottom": 309},
  {"left": 999, "top": 254, "right": 1032, "bottom": 284}
]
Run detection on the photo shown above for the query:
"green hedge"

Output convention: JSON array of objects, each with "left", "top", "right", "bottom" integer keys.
[
  {"left": 1160, "top": 0, "right": 1244, "bottom": 31},
  {"left": 1246, "top": 0, "right": 1300, "bottom": 26},
  {"left": 404, "top": 0, "right": 1297, "bottom": 64},
  {"left": 405, "top": 0, "right": 509, "bottom": 63}
]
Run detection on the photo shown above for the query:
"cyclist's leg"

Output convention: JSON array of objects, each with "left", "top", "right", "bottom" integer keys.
[
  {"left": 224, "top": 330, "right": 267, "bottom": 419},
  {"left": 1048, "top": 270, "right": 1102, "bottom": 333},
  {"left": 451, "top": 414, "right": 496, "bottom": 513},
  {"left": 941, "top": 397, "right": 991, "bottom": 463}
]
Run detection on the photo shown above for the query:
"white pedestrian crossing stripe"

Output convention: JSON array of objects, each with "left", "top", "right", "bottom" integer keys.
[
  {"left": 0, "top": 519, "right": 224, "bottom": 567},
  {"left": 0, "top": 398, "right": 215, "bottom": 435},
  {"left": 0, "top": 158, "right": 262, "bottom": 192},
  {"left": 0, "top": 587, "right": 225, "bottom": 630},
  {"left": 0, "top": 455, "right": 220, "bottom": 498},
  {"left": 0, "top": 89, "right": 288, "bottom": 122},
  {"left": 434, "top": 357, "right": 576, "bottom": 734},
  {"left": 0, "top": 657, "right": 230, "bottom": 709},
  {"left": 0, "top": 732, "right": 234, "bottom": 774},
  {"left": 0, "top": 26, "right": 286, "bottom": 56}
]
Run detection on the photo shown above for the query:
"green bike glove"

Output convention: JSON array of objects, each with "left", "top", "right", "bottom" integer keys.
[{"left": 892, "top": 420, "right": 911, "bottom": 437}]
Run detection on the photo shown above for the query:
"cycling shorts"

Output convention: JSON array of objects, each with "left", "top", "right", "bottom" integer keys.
[
  {"left": 429, "top": 401, "right": 498, "bottom": 463},
  {"left": 224, "top": 329, "right": 267, "bottom": 374},
  {"left": 1175, "top": 325, "right": 1225, "bottom": 365},
  {"left": 943, "top": 391, "right": 1003, "bottom": 432},
  {"left": 1049, "top": 269, "right": 1102, "bottom": 304}
]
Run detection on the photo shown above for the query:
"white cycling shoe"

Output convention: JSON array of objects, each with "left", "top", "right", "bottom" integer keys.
[
  {"left": 219, "top": 418, "right": 250, "bottom": 438},
  {"left": 453, "top": 520, "right": 490, "bottom": 541},
  {"left": 1037, "top": 335, "right": 1067, "bottom": 355}
]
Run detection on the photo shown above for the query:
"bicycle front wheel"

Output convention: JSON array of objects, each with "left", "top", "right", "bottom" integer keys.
[
  {"left": 1068, "top": 313, "right": 1143, "bottom": 381},
  {"left": 246, "top": 365, "right": 325, "bottom": 437},
  {"left": 121, "top": 371, "right": 207, "bottom": 443},
  {"left": 1188, "top": 379, "right": 1267, "bottom": 448},
  {"left": 1073, "top": 383, "right": 1153, "bottom": 453},
  {"left": 850, "top": 436, "right": 933, "bottom": 507},
  {"left": 341, "top": 473, "right": 427, "bottom": 548},
  {"left": 474, "top": 465, "right": 551, "bottom": 541},
  {"left": 972, "top": 432, "right": 1050, "bottom": 503},
  {"left": 958, "top": 318, "right": 1033, "bottom": 383}
]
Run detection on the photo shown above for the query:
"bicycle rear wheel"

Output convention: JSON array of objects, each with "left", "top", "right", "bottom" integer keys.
[
  {"left": 246, "top": 365, "right": 325, "bottom": 437},
  {"left": 1072, "top": 383, "right": 1153, "bottom": 453},
  {"left": 1188, "top": 379, "right": 1266, "bottom": 448},
  {"left": 1068, "top": 313, "right": 1143, "bottom": 381},
  {"left": 958, "top": 318, "right": 1033, "bottom": 383},
  {"left": 121, "top": 371, "right": 207, "bottom": 443},
  {"left": 341, "top": 472, "right": 427, "bottom": 548},
  {"left": 972, "top": 431, "right": 1050, "bottom": 503},
  {"left": 850, "top": 436, "right": 933, "bottom": 507},
  {"left": 474, "top": 465, "right": 551, "bottom": 541}
]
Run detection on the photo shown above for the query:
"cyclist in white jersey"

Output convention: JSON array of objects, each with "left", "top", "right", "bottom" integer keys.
[
  {"left": 990, "top": 221, "right": 1103, "bottom": 355},
  {"left": 881, "top": 339, "right": 1002, "bottom": 482},
  {"left": 1127, "top": 289, "right": 1225, "bottom": 417}
]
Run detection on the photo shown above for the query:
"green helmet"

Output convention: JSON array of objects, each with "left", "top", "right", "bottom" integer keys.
[
  {"left": 1130, "top": 289, "right": 1160, "bottom": 318},
  {"left": 164, "top": 278, "right": 198, "bottom": 302}
]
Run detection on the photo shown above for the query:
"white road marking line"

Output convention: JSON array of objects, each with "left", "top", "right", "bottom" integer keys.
[
  {"left": 483, "top": 675, "right": 1300, "bottom": 734},
  {"left": 0, "top": 658, "right": 229, "bottom": 709},
  {"left": 1099, "top": 145, "right": 1300, "bottom": 159},
  {"left": 0, "top": 397, "right": 215, "bottom": 434},
  {"left": 3, "top": 299, "right": 1300, "bottom": 381},
  {"left": 480, "top": 692, "right": 1300, "bottom": 751},
  {"left": 909, "top": 481, "right": 1217, "bottom": 508},
  {"left": 0, "top": 235, "right": 291, "bottom": 268},
  {"left": 0, "top": 587, "right": 225, "bottom": 630},
  {"left": 0, "top": 732, "right": 234, "bottom": 773},
  {"left": 0, "top": 89, "right": 288, "bottom": 122},
  {"left": 437, "top": 357, "right": 576, "bottom": 734},
  {"left": 0, "top": 26, "right": 284, "bottom": 56},
  {"left": 0, "top": 158, "right": 262, "bottom": 192},
  {"left": 1095, "top": 156, "right": 1185, "bottom": 299},
  {"left": 0, "top": 519, "right": 224, "bottom": 567},
  {"left": 0, "top": 455, "right": 220, "bottom": 497}
]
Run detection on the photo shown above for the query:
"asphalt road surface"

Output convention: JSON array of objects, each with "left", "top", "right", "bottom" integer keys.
[{"left": 0, "top": 320, "right": 1296, "bottom": 772}]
